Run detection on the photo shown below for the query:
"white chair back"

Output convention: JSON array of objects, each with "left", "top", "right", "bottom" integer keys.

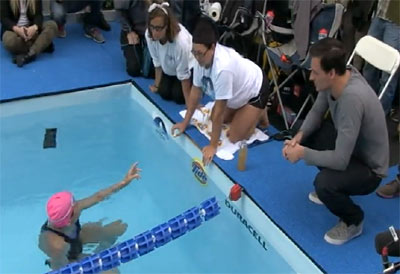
[{"left": 347, "top": 35, "right": 400, "bottom": 100}]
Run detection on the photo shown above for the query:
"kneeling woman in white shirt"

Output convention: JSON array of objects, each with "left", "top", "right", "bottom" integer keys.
[
  {"left": 172, "top": 16, "right": 270, "bottom": 164},
  {"left": 145, "top": 1, "right": 194, "bottom": 105}
]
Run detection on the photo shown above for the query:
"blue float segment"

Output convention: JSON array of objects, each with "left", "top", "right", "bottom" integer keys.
[
  {"left": 151, "top": 223, "right": 172, "bottom": 248},
  {"left": 168, "top": 214, "right": 188, "bottom": 239},
  {"left": 45, "top": 197, "right": 220, "bottom": 274},
  {"left": 58, "top": 262, "right": 82, "bottom": 274},
  {"left": 183, "top": 207, "right": 203, "bottom": 231},
  {"left": 135, "top": 231, "right": 156, "bottom": 256},
  {"left": 117, "top": 239, "right": 139, "bottom": 263},
  {"left": 200, "top": 197, "right": 220, "bottom": 221},
  {"left": 99, "top": 247, "right": 120, "bottom": 271},
  {"left": 80, "top": 254, "right": 102, "bottom": 274}
]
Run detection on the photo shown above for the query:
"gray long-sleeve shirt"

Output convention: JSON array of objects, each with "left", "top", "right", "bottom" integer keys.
[{"left": 301, "top": 67, "right": 389, "bottom": 177}]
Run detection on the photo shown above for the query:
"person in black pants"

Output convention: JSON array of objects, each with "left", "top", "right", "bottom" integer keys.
[
  {"left": 282, "top": 38, "right": 389, "bottom": 245},
  {"left": 115, "top": 0, "right": 154, "bottom": 78},
  {"left": 145, "top": 1, "right": 195, "bottom": 106}
]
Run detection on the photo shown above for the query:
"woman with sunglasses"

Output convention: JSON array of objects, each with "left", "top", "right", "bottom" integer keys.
[
  {"left": 145, "top": 1, "right": 195, "bottom": 106},
  {"left": 172, "top": 16, "right": 270, "bottom": 165},
  {"left": 39, "top": 162, "right": 141, "bottom": 272}
]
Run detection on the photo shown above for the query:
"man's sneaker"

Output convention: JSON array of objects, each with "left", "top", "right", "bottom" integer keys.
[
  {"left": 376, "top": 177, "right": 400, "bottom": 198},
  {"left": 324, "top": 220, "right": 363, "bottom": 245},
  {"left": 308, "top": 191, "right": 324, "bottom": 205},
  {"left": 58, "top": 24, "right": 66, "bottom": 38},
  {"left": 84, "top": 27, "right": 105, "bottom": 43}
]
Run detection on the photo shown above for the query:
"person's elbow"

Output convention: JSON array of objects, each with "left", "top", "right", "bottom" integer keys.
[{"left": 332, "top": 154, "right": 351, "bottom": 171}]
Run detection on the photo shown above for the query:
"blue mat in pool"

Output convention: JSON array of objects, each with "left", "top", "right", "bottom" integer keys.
[{"left": 1, "top": 22, "right": 399, "bottom": 274}]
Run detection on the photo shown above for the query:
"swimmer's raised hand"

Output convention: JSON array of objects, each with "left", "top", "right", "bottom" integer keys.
[{"left": 122, "top": 162, "right": 141, "bottom": 185}]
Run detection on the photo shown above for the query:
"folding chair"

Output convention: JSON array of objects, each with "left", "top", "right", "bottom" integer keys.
[
  {"left": 347, "top": 35, "right": 400, "bottom": 101},
  {"left": 263, "top": 3, "right": 344, "bottom": 129}
]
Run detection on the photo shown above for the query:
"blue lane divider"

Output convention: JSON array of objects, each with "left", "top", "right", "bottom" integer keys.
[{"left": 45, "top": 197, "right": 220, "bottom": 274}]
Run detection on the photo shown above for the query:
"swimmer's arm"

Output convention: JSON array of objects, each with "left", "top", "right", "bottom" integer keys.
[
  {"left": 78, "top": 163, "right": 141, "bottom": 210},
  {"left": 43, "top": 235, "right": 70, "bottom": 269}
]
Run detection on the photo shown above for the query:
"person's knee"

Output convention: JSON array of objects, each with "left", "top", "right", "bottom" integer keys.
[
  {"left": 227, "top": 131, "right": 242, "bottom": 143},
  {"left": 172, "top": 89, "right": 185, "bottom": 104},
  {"left": 126, "top": 66, "right": 141, "bottom": 77},
  {"left": 125, "top": 57, "right": 141, "bottom": 77},
  {"left": 158, "top": 85, "right": 172, "bottom": 101},
  {"left": 2, "top": 32, "right": 24, "bottom": 53},
  {"left": 104, "top": 220, "right": 127, "bottom": 237},
  {"left": 314, "top": 171, "right": 332, "bottom": 194},
  {"left": 42, "top": 20, "right": 58, "bottom": 37}
]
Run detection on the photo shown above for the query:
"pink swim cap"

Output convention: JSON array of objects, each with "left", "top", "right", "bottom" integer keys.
[{"left": 46, "top": 191, "right": 74, "bottom": 228}]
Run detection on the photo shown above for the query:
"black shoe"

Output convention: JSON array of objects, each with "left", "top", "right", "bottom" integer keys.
[
  {"left": 16, "top": 53, "right": 36, "bottom": 67},
  {"left": 97, "top": 14, "right": 111, "bottom": 31},
  {"left": 270, "top": 129, "right": 295, "bottom": 141},
  {"left": 44, "top": 42, "right": 55, "bottom": 53}
]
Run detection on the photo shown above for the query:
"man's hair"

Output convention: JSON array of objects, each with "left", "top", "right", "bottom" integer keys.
[
  {"left": 148, "top": 1, "right": 180, "bottom": 43},
  {"left": 309, "top": 38, "right": 347, "bottom": 75},
  {"left": 192, "top": 16, "right": 219, "bottom": 46}
]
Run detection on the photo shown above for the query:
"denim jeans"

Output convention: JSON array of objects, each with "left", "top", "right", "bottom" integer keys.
[{"left": 362, "top": 17, "right": 400, "bottom": 115}]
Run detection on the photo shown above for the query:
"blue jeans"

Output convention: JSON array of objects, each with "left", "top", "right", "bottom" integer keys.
[
  {"left": 51, "top": 0, "right": 103, "bottom": 26},
  {"left": 362, "top": 17, "right": 400, "bottom": 115}
]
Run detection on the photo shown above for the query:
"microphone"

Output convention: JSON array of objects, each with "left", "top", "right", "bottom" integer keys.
[{"left": 375, "top": 228, "right": 400, "bottom": 257}]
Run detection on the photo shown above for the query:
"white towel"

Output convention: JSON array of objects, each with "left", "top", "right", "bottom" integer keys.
[{"left": 179, "top": 102, "right": 269, "bottom": 160}]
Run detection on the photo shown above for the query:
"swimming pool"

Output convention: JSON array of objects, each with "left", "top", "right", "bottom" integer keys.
[{"left": 0, "top": 83, "right": 322, "bottom": 273}]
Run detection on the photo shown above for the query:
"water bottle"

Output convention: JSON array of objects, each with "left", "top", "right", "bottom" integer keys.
[
  {"left": 318, "top": 28, "right": 328, "bottom": 40},
  {"left": 265, "top": 10, "right": 275, "bottom": 28},
  {"left": 237, "top": 141, "right": 248, "bottom": 171}
]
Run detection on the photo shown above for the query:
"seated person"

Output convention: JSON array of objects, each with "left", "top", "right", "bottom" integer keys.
[
  {"left": 282, "top": 38, "right": 389, "bottom": 245},
  {"left": 50, "top": 0, "right": 110, "bottom": 43},
  {"left": 114, "top": 0, "right": 152, "bottom": 77},
  {"left": 145, "top": 1, "right": 194, "bottom": 106},
  {"left": 1, "top": 0, "right": 57, "bottom": 67},
  {"left": 171, "top": 16, "right": 270, "bottom": 165},
  {"left": 39, "top": 163, "right": 141, "bottom": 271},
  {"left": 362, "top": 0, "right": 399, "bottom": 116}
]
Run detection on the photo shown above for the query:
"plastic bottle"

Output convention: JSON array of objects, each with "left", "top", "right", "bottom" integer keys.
[
  {"left": 318, "top": 28, "right": 328, "bottom": 40},
  {"left": 237, "top": 142, "right": 248, "bottom": 171}
]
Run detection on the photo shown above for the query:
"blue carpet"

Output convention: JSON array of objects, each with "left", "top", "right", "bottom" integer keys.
[{"left": 1, "top": 22, "right": 399, "bottom": 274}]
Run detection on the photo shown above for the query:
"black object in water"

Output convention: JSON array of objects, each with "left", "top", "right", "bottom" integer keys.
[{"left": 43, "top": 128, "right": 57, "bottom": 148}]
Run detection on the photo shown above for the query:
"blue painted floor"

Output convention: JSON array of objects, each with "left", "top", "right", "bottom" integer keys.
[{"left": 1, "top": 22, "right": 399, "bottom": 273}]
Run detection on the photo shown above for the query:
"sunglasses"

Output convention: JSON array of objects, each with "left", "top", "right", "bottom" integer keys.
[
  {"left": 149, "top": 24, "right": 166, "bottom": 32},
  {"left": 191, "top": 48, "right": 210, "bottom": 58}
]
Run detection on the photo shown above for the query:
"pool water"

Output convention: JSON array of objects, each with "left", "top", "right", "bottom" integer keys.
[{"left": 0, "top": 85, "right": 295, "bottom": 273}]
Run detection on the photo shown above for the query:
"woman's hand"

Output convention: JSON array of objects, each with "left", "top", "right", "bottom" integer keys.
[
  {"left": 171, "top": 122, "right": 187, "bottom": 137},
  {"left": 149, "top": 84, "right": 158, "bottom": 93},
  {"left": 127, "top": 31, "right": 139, "bottom": 45},
  {"left": 202, "top": 145, "right": 217, "bottom": 165},
  {"left": 122, "top": 162, "right": 141, "bottom": 186},
  {"left": 12, "top": 26, "right": 27, "bottom": 40},
  {"left": 25, "top": 25, "right": 38, "bottom": 41}
]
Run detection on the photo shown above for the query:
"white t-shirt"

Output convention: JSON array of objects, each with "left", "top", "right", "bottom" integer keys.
[
  {"left": 145, "top": 24, "right": 195, "bottom": 80},
  {"left": 193, "top": 43, "right": 263, "bottom": 109}
]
